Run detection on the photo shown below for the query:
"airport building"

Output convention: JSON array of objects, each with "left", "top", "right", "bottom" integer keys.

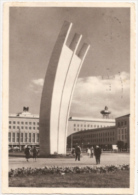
[
  {"left": 8, "top": 107, "right": 130, "bottom": 151},
  {"left": 9, "top": 107, "right": 39, "bottom": 150},
  {"left": 67, "top": 114, "right": 130, "bottom": 150}
]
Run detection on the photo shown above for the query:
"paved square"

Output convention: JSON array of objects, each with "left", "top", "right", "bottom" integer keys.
[{"left": 9, "top": 153, "right": 129, "bottom": 170}]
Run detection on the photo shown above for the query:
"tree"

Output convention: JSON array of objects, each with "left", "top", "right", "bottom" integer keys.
[{"left": 116, "top": 140, "right": 124, "bottom": 151}]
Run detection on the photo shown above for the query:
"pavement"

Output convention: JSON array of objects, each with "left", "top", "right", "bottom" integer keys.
[{"left": 9, "top": 153, "right": 130, "bottom": 170}]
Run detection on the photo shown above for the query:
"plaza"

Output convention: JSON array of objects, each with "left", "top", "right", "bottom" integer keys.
[{"left": 9, "top": 153, "right": 129, "bottom": 170}]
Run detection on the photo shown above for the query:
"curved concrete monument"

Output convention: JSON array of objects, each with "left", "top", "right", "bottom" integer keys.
[{"left": 39, "top": 21, "right": 90, "bottom": 156}]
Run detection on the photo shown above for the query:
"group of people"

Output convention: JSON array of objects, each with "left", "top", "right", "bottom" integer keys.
[
  {"left": 72, "top": 145, "right": 102, "bottom": 165},
  {"left": 24, "top": 145, "right": 38, "bottom": 162}
]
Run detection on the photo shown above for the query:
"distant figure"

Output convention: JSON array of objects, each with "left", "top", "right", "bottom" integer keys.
[
  {"left": 94, "top": 145, "right": 102, "bottom": 164},
  {"left": 71, "top": 148, "right": 75, "bottom": 156},
  {"left": 24, "top": 145, "right": 30, "bottom": 162},
  {"left": 87, "top": 148, "right": 91, "bottom": 157},
  {"left": 90, "top": 146, "right": 94, "bottom": 158},
  {"left": 75, "top": 145, "right": 81, "bottom": 161},
  {"left": 32, "top": 146, "right": 37, "bottom": 161}
]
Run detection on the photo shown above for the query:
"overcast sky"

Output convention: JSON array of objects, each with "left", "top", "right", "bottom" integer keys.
[{"left": 9, "top": 7, "right": 130, "bottom": 118}]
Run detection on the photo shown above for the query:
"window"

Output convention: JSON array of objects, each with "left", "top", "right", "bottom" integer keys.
[
  {"left": 21, "top": 133, "right": 23, "bottom": 142},
  {"left": 17, "top": 121, "right": 20, "bottom": 124},
  {"left": 13, "top": 126, "right": 15, "bottom": 129},
  {"left": 25, "top": 122, "right": 28, "bottom": 125},
  {"left": 21, "top": 126, "right": 24, "bottom": 129},
  {"left": 74, "top": 128, "right": 76, "bottom": 131},
  {"left": 87, "top": 125, "right": 89, "bottom": 127},
  {"left": 25, "top": 127, "right": 28, "bottom": 129},
  {"left": 29, "top": 122, "right": 32, "bottom": 125},
  {"left": 125, "top": 121, "right": 127, "bottom": 125},
  {"left": 121, "top": 122, "right": 123, "bottom": 126},
  {"left": 21, "top": 122, "right": 24, "bottom": 124},
  {"left": 9, "top": 121, "right": 11, "bottom": 124},
  {"left": 37, "top": 122, "right": 39, "bottom": 125},
  {"left": 37, "top": 133, "right": 39, "bottom": 142},
  {"left": 74, "top": 124, "right": 76, "bottom": 127},
  {"left": 13, "top": 121, "right": 16, "bottom": 124},
  {"left": 77, "top": 125, "right": 79, "bottom": 127},
  {"left": 29, "top": 127, "right": 32, "bottom": 130},
  {"left": 17, "top": 133, "right": 19, "bottom": 142},
  {"left": 9, "top": 126, "right": 11, "bottom": 129},
  {"left": 118, "top": 122, "right": 120, "bottom": 127},
  {"left": 9, "top": 132, "right": 11, "bottom": 142},
  {"left": 33, "top": 122, "right": 35, "bottom": 125},
  {"left": 12, "top": 133, "right": 15, "bottom": 142},
  {"left": 33, "top": 133, "right": 35, "bottom": 142},
  {"left": 37, "top": 127, "right": 39, "bottom": 130},
  {"left": 33, "top": 127, "right": 35, "bottom": 130},
  {"left": 29, "top": 133, "right": 31, "bottom": 142},
  {"left": 25, "top": 133, "right": 27, "bottom": 142}
]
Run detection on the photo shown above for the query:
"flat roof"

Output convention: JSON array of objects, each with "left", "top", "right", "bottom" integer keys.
[
  {"left": 116, "top": 114, "right": 130, "bottom": 119},
  {"left": 69, "top": 126, "right": 116, "bottom": 137},
  {"left": 69, "top": 117, "right": 115, "bottom": 122}
]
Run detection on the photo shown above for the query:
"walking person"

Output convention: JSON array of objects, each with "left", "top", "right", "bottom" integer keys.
[
  {"left": 32, "top": 146, "right": 37, "bottom": 161},
  {"left": 75, "top": 145, "right": 81, "bottom": 161},
  {"left": 94, "top": 145, "right": 102, "bottom": 164},
  {"left": 87, "top": 148, "right": 91, "bottom": 157},
  {"left": 24, "top": 145, "right": 30, "bottom": 162},
  {"left": 90, "top": 146, "right": 94, "bottom": 158}
]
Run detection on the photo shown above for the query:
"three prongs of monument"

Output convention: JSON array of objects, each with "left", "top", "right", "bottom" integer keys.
[{"left": 39, "top": 21, "right": 90, "bottom": 156}]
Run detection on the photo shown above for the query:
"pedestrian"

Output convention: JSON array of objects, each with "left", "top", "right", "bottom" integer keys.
[
  {"left": 87, "top": 148, "right": 91, "bottom": 157},
  {"left": 94, "top": 145, "right": 102, "bottom": 164},
  {"left": 90, "top": 146, "right": 94, "bottom": 158},
  {"left": 71, "top": 148, "right": 75, "bottom": 156},
  {"left": 32, "top": 146, "right": 37, "bottom": 161},
  {"left": 75, "top": 145, "right": 81, "bottom": 161},
  {"left": 24, "top": 145, "right": 30, "bottom": 162}
]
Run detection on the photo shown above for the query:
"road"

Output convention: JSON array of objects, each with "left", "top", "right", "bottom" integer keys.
[{"left": 9, "top": 153, "right": 129, "bottom": 170}]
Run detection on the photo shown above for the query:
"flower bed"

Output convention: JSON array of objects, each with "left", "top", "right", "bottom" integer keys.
[{"left": 9, "top": 164, "right": 129, "bottom": 177}]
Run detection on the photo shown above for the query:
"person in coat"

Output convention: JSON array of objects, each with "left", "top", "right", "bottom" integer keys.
[
  {"left": 32, "top": 146, "right": 37, "bottom": 161},
  {"left": 94, "top": 145, "right": 102, "bottom": 164},
  {"left": 75, "top": 145, "right": 81, "bottom": 161},
  {"left": 90, "top": 146, "right": 94, "bottom": 158},
  {"left": 25, "top": 145, "right": 30, "bottom": 162}
]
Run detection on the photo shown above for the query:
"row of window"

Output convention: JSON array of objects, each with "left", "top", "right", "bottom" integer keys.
[
  {"left": 74, "top": 125, "right": 110, "bottom": 131},
  {"left": 9, "top": 126, "right": 39, "bottom": 130},
  {"left": 8, "top": 132, "right": 39, "bottom": 143},
  {"left": 73, "top": 137, "right": 115, "bottom": 143},
  {"left": 9, "top": 121, "right": 39, "bottom": 125},
  {"left": 74, "top": 132, "right": 115, "bottom": 139},
  {"left": 118, "top": 129, "right": 127, "bottom": 134},
  {"left": 118, "top": 134, "right": 127, "bottom": 140},
  {"left": 118, "top": 121, "right": 127, "bottom": 127},
  {"left": 74, "top": 124, "right": 110, "bottom": 127}
]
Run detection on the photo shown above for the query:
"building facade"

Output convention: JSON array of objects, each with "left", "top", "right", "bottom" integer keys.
[
  {"left": 67, "top": 114, "right": 130, "bottom": 150},
  {"left": 115, "top": 114, "right": 130, "bottom": 148},
  {"left": 8, "top": 108, "right": 130, "bottom": 151},
  {"left": 9, "top": 107, "right": 39, "bottom": 150},
  {"left": 68, "top": 117, "right": 115, "bottom": 136}
]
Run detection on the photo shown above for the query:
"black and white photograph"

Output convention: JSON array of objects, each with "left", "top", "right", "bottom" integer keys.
[{"left": 1, "top": 2, "right": 136, "bottom": 194}]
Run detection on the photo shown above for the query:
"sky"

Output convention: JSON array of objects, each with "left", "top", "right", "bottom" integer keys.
[{"left": 9, "top": 7, "right": 130, "bottom": 119}]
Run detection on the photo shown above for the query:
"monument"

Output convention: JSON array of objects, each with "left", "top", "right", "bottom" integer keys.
[{"left": 39, "top": 21, "right": 90, "bottom": 156}]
